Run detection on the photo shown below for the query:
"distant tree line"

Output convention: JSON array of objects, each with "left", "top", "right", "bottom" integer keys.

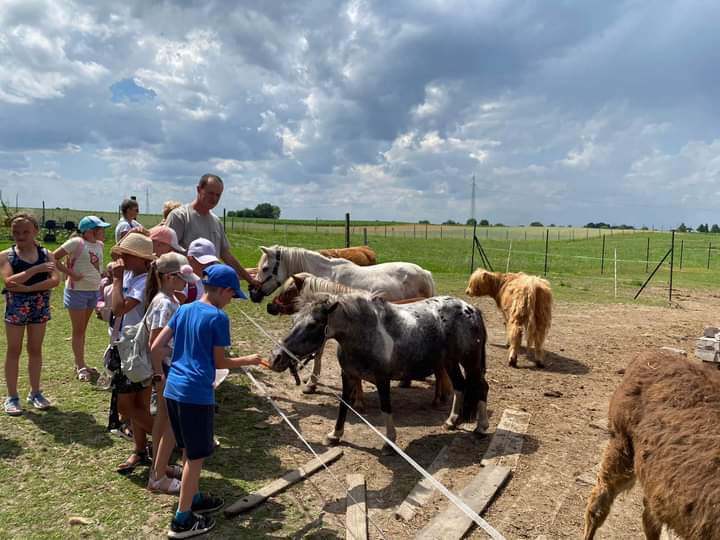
[
  {"left": 677, "top": 223, "right": 720, "bottom": 233},
  {"left": 584, "top": 222, "right": 636, "bottom": 230},
  {"left": 228, "top": 203, "right": 281, "bottom": 219}
]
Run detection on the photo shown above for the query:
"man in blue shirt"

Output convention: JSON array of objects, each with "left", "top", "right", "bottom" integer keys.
[{"left": 151, "top": 264, "right": 263, "bottom": 538}]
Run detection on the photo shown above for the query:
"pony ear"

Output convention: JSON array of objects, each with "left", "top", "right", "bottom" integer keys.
[
  {"left": 292, "top": 274, "right": 306, "bottom": 290},
  {"left": 326, "top": 300, "right": 340, "bottom": 314},
  {"left": 260, "top": 246, "right": 269, "bottom": 255}
]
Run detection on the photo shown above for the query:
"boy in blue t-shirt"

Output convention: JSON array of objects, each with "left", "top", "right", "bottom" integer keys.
[{"left": 151, "top": 264, "right": 263, "bottom": 538}]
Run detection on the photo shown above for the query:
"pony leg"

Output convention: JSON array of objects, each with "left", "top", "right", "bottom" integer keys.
[
  {"left": 322, "top": 371, "right": 353, "bottom": 446},
  {"left": 473, "top": 377, "right": 490, "bottom": 435},
  {"left": 507, "top": 323, "right": 522, "bottom": 368},
  {"left": 642, "top": 499, "right": 662, "bottom": 540},
  {"left": 583, "top": 435, "right": 635, "bottom": 540},
  {"left": 432, "top": 369, "right": 452, "bottom": 408},
  {"left": 376, "top": 378, "right": 396, "bottom": 455},
  {"left": 302, "top": 341, "right": 325, "bottom": 394},
  {"left": 444, "top": 364, "right": 465, "bottom": 430},
  {"left": 350, "top": 379, "right": 365, "bottom": 413},
  {"left": 532, "top": 335, "right": 545, "bottom": 368}
]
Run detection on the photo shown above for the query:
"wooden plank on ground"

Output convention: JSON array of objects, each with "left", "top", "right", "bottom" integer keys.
[
  {"left": 346, "top": 474, "right": 367, "bottom": 540},
  {"left": 224, "top": 447, "right": 343, "bottom": 517},
  {"left": 481, "top": 408, "right": 531, "bottom": 469},
  {"left": 394, "top": 445, "right": 451, "bottom": 521},
  {"left": 415, "top": 464, "right": 510, "bottom": 540}
]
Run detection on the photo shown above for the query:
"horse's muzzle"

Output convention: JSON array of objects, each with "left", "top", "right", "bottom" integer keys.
[
  {"left": 267, "top": 303, "right": 281, "bottom": 315},
  {"left": 249, "top": 285, "right": 264, "bottom": 303}
]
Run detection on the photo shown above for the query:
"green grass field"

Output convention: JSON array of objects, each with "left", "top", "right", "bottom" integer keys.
[{"left": 1, "top": 218, "right": 719, "bottom": 537}]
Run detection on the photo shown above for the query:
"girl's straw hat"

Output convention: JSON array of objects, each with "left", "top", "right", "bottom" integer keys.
[{"left": 111, "top": 231, "right": 156, "bottom": 261}]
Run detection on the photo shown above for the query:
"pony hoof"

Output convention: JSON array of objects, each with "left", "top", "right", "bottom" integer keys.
[
  {"left": 444, "top": 420, "right": 459, "bottom": 431},
  {"left": 473, "top": 429, "right": 490, "bottom": 438},
  {"left": 534, "top": 360, "right": 545, "bottom": 369},
  {"left": 302, "top": 384, "right": 317, "bottom": 395},
  {"left": 381, "top": 443, "right": 396, "bottom": 456},
  {"left": 508, "top": 359, "right": 518, "bottom": 368},
  {"left": 323, "top": 434, "right": 341, "bottom": 446},
  {"left": 398, "top": 380, "right": 412, "bottom": 388}
]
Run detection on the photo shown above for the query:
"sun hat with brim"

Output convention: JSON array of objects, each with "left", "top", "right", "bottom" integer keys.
[
  {"left": 79, "top": 215, "right": 111, "bottom": 233},
  {"left": 202, "top": 264, "right": 247, "bottom": 299},
  {"left": 149, "top": 226, "right": 185, "bottom": 253},
  {"left": 187, "top": 238, "right": 219, "bottom": 265},
  {"left": 155, "top": 252, "right": 199, "bottom": 283},
  {"left": 111, "top": 231, "right": 156, "bottom": 261}
]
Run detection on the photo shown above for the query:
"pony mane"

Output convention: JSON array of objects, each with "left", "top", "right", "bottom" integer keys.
[
  {"left": 294, "top": 288, "right": 375, "bottom": 318},
  {"left": 304, "top": 275, "right": 359, "bottom": 295},
  {"left": 268, "top": 245, "right": 334, "bottom": 276}
]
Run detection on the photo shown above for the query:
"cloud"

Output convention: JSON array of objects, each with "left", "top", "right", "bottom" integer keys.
[{"left": 0, "top": 0, "right": 718, "bottom": 227}]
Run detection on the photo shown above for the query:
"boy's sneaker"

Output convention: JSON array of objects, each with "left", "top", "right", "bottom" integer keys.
[
  {"left": 168, "top": 513, "right": 215, "bottom": 539},
  {"left": 4, "top": 396, "right": 22, "bottom": 416},
  {"left": 27, "top": 391, "right": 51, "bottom": 410},
  {"left": 191, "top": 493, "right": 224, "bottom": 514}
]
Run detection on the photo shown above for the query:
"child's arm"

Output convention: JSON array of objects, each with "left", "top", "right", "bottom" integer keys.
[
  {"left": 214, "top": 348, "right": 265, "bottom": 369},
  {"left": 51, "top": 244, "right": 82, "bottom": 281},
  {"left": 21, "top": 251, "right": 60, "bottom": 292},
  {"left": 110, "top": 258, "right": 140, "bottom": 316},
  {"left": 150, "top": 326, "right": 174, "bottom": 376}
]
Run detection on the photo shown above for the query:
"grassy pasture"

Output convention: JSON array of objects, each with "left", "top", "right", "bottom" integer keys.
[{"left": 1, "top": 217, "right": 720, "bottom": 537}]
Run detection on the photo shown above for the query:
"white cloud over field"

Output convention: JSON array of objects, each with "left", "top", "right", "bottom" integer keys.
[{"left": 1, "top": 0, "right": 719, "bottom": 226}]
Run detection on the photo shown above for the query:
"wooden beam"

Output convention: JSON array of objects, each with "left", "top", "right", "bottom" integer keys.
[
  {"left": 414, "top": 409, "right": 530, "bottom": 539},
  {"left": 346, "top": 474, "right": 368, "bottom": 540},
  {"left": 224, "top": 447, "right": 343, "bottom": 517},
  {"left": 481, "top": 408, "right": 531, "bottom": 469},
  {"left": 415, "top": 464, "right": 510, "bottom": 540},
  {"left": 395, "top": 445, "right": 450, "bottom": 521}
]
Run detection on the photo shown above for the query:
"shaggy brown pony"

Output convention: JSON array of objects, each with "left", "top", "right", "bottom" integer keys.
[
  {"left": 318, "top": 246, "right": 377, "bottom": 266},
  {"left": 584, "top": 351, "right": 720, "bottom": 539},
  {"left": 465, "top": 268, "right": 552, "bottom": 367}
]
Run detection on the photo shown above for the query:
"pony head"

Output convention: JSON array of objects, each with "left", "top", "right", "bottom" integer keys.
[
  {"left": 251, "top": 246, "right": 287, "bottom": 302},
  {"left": 465, "top": 268, "right": 497, "bottom": 297}
]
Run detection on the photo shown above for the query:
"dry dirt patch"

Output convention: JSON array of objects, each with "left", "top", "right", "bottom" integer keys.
[{"left": 247, "top": 291, "right": 716, "bottom": 539}]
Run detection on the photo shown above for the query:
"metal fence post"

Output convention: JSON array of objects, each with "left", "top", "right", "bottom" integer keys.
[
  {"left": 543, "top": 229, "right": 549, "bottom": 275},
  {"left": 601, "top": 235, "right": 606, "bottom": 274},
  {"left": 345, "top": 213, "right": 350, "bottom": 248},
  {"left": 669, "top": 231, "right": 675, "bottom": 303}
]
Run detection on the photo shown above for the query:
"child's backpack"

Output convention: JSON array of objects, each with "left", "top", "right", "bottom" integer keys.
[{"left": 113, "top": 299, "right": 156, "bottom": 383}]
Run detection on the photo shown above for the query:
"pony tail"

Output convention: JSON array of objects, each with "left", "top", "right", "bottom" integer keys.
[{"left": 144, "top": 260, "right": 161, "bottom": 306}]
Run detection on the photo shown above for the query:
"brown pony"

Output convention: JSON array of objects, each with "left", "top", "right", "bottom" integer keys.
[
  {"left": 318, "top": 246, "right": 376, "bottom": 266},
  {"left": 584, "top": 351, "right": 720, "bottom": 539},
  {"left": 465, "top": 268, "right": 552, "bottom": 367}
]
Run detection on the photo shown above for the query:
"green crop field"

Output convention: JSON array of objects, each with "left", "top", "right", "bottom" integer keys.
[{"left": 1, "top": 211, "right": 720, "bottom": 537}]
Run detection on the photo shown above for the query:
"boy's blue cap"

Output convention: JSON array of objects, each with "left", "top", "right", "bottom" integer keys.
[
  {"left": 79, "top": 216, "right": 110, "bottom": 233},
  {"left": 202, "top": 264, "right": 247, "bottom": 299}
]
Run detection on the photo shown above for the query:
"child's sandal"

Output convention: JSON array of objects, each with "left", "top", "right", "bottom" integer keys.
[
  {"left": 147, "top": 473, "right": 181, "bottom": 494},
  {"left": 116, "top": 451, "right": 150, "bottom": 475}
]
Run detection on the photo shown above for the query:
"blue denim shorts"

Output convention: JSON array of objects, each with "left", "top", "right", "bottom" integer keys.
[{"left": 63, "top": 288, "right": 99, "bottom": 310}]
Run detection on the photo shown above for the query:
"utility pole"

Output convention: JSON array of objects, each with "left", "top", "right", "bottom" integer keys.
[{"left": 470, "top": 174, "right": 476, "bottom": 224}]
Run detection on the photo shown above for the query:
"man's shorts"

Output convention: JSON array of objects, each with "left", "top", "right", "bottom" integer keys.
[
  {"left": 165, "top": 397, "right": 215, "bottom": 460},
  {"left": 63, "top": 288, "right": 99, "bottom": 310},
  {"left": 4, "top": 291, "right": 51, "bottom": 325}
]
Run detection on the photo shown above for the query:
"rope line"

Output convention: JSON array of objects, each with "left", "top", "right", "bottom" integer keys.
[
  {"left": 238, "top": 307, "right": 506, "bottom": 540},
  {"left": 242, "top": 367, "right": 387, "bottom": 540}
]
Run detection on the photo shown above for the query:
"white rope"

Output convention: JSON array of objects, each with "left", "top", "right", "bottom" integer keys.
[
  {"left": 241, "top": 367, "right": 388, "bottom": 540},
  {"left": 238, "top": 307, "right": 506, "bottom": 540}
]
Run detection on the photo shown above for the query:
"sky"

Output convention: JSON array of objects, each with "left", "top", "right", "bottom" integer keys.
[{"left": 1, "top": 0, "right": 719, "bottom": 227}]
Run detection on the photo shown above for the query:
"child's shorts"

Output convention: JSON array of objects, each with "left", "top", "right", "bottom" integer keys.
[
  {"left": 4, "top": 291, "right": 51, "bottom": 325},
  {"left": 64, "top": 288, "right": 99, "bottom": 310},
  {"left": 165, "top": 398, "right": 215, "bottom": 460}
]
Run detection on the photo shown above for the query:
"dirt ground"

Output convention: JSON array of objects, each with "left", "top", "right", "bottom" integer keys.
[{"left": 240, "top": 288, "right": 717, "bottom": 539}]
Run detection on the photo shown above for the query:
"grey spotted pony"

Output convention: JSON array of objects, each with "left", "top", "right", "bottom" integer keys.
[{"left": 269, "top": 292, "right": 490, "bottom": 454}]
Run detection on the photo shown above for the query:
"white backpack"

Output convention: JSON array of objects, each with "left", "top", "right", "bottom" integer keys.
[{"left": 114, "top": 299, "right": 157, "bottom": 383}]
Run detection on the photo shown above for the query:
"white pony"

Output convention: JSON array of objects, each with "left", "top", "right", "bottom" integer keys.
[{"left": 250, "top": 245, "right": 436, "bottom": 302}]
